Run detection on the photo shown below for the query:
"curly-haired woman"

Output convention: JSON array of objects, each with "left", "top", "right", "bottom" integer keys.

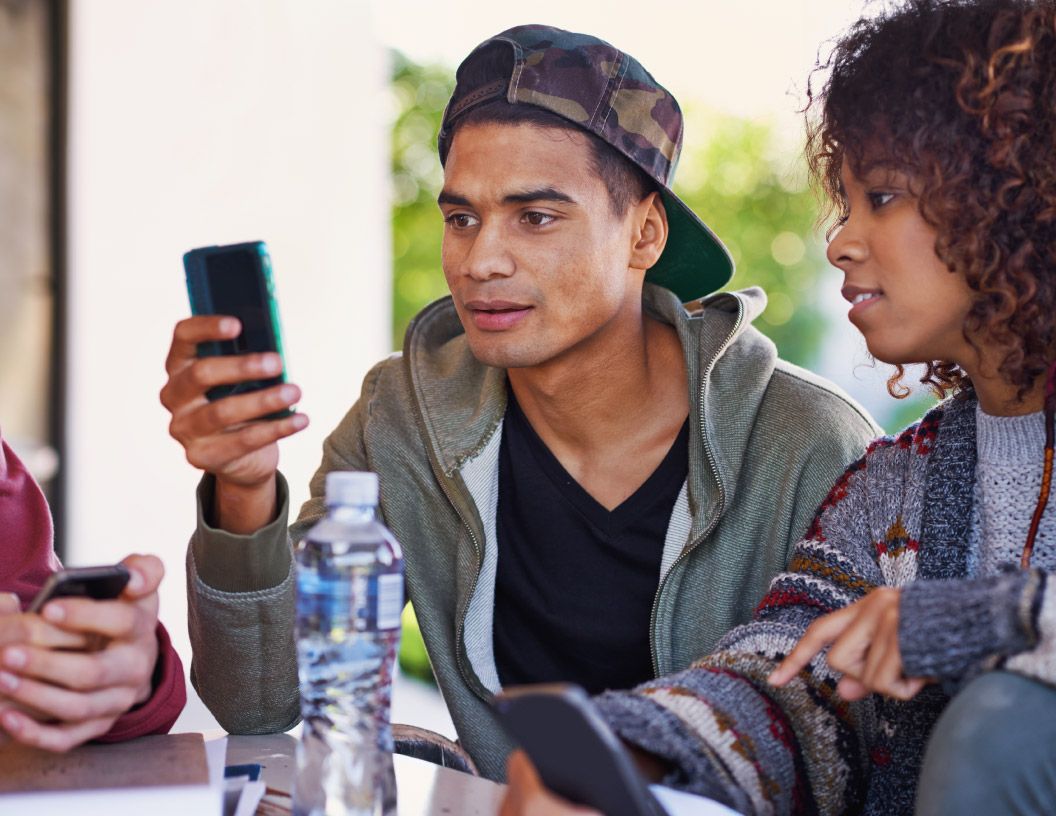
[{"left": 501, "top": 1, "right": 1056, "bottom": 814}]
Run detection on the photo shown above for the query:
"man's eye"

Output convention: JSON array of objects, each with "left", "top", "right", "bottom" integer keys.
[
  {"left": 868, "top": 192, "right": 895, "bottom": 208},
  {"left": 523, "top": 212, "right": 555, "bottom": 227},
  {"left": 445, "top": 213, "right": 478, "bottom": 229}
]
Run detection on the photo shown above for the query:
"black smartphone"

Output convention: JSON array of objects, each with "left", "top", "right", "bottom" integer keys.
[
  {"left": 183, "top": 241, "right": 293, "bottom": 419},
  {"left": 494, "top": 684, "right": 668, "bottom": 816},
  {"left": 28, "top": 565, "right": 131, "bottom": 614}
]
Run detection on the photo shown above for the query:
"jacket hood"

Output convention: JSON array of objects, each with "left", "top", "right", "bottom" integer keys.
[{"left": 403, "top": 283, "right": 778, "bottom": 528}]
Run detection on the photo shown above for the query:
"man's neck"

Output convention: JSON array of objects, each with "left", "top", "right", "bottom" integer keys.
[{"left": 507, "top": 308, "right": 689, "bottom": 510}]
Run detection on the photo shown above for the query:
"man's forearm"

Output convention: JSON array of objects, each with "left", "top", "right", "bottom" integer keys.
[{"left": 214, "top": 476, "right": 278, "bottom": 535}]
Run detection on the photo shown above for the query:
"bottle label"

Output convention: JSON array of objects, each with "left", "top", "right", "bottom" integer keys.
[
  {"left": 296, "top": 568, "right": 403, "bottom": 632},
  {"left": 377, "top": 573, "right": 403, "bottom": 630}
]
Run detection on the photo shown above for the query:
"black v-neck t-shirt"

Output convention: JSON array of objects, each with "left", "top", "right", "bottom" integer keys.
[{"left": 492, "top": 392, "right": 690, "bottom": 695}]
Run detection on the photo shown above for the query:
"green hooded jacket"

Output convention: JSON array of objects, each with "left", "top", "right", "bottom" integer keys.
[{"left": 186, "top": 284, "right": 878, "bottom": 780}]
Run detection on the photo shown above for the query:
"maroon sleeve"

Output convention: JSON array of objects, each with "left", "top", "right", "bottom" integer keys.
[
  {"left": 0, "top": 435, "right": 63, "bottom": 604},
  {"left": 95, "top": 623, "right": 187, "bottom": 742},
  {"left": 2, "top": 431, "right": 187, "bottom": 740}
]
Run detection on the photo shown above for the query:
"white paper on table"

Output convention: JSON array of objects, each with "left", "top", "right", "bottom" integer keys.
[
  {"left": 206, "top": 736, "right": 228, "bottom": 787},
  {"left": 651, "top": 784, "right": 742, "bottom": 815},
  {"left": 233, "top": 780, "right": 267, "bottom": 816}
]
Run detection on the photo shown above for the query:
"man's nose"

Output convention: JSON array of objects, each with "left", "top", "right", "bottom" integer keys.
[{"left": 462, "top": 221, "right": 515, "bottom": 281}]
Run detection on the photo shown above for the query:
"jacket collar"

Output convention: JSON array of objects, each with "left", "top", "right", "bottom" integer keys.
[{"left": 403, "top": 283, "right": 777, "bottom": 527}]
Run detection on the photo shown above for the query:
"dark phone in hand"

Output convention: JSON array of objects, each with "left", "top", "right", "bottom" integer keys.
[
  {"left": 28, "top": 565, "right": 131, "bottom": 614},
  {"left": 494, "top": 684, "right": 667, "bottom": 816},
  {"left": 183, "top": 241, "right": 292, "bottom": 419}
]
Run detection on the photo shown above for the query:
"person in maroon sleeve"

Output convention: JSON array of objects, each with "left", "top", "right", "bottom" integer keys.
[{"left": 0, "top": 431, "right": 186, "bottom": 751}]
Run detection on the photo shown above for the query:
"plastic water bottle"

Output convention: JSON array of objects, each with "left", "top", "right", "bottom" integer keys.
[{"left": 293, "top": 471, "right": 404, "bottom": 816}]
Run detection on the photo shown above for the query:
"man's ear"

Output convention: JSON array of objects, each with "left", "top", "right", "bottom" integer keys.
[{"left": 628, "top": 192, "right": 668, "bottom": 272}]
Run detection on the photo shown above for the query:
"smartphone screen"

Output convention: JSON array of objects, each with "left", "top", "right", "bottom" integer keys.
[{"left": 203, "top": 247, "right": 273, "bottom": 357}]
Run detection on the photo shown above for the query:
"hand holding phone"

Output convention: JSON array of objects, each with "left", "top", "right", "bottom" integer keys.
[
  {"left": 160, "top": 241, "right": 309, "bottom": 531},
  {"left": 183, "top": 242, "right": 293, "bottom": 417},
  {"left": 0, "top": 555, "right": 167, "bottom": 753},
  {"left": 494, "top": 684, "right": 668, "bottom": 816}
]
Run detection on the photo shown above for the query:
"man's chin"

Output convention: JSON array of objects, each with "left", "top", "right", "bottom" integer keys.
[{"left": 465, "top": 337, "right": 547, "bottom": 370}]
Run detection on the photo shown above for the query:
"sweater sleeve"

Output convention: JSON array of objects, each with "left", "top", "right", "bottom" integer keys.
[
  {"left": 594, "top": 451, "right": 889, "bottom": 816},
  {"left": 1, "top": 434, "right": 186, "bottom": 741},
  {"left": 0, "top": 437, "right": 62, "bottom": 605},
  {"left": 900, "top": 568, "right": 1056, "bottom": 689}
]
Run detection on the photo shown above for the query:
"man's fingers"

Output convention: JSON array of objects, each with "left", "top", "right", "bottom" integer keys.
[
  {"left": 161, "top": 352, "right": 284, "bottom": 415},
  {"left": 0, "top": 707, "right": 114, "bottom": 753},
  {"left": 183, "top": 413, "right": 309, "bottom": 472},
  {"left": 0, "top": 594, "right": 20, "bottom": 615},
  {"left": 0, "top": 671, "right": 135, "bottom": 724},
  {"left": 173, "top": 383, "right": 301, "bottom": 440},
  {"left": 2, "top": 642, "right": 152, "bottom": 693},
  {"left": 769, "top": 606, "right": 855, "bottom": 686},
  {"left": 164, "top": 316, "right": 241, "bottom": 374}
]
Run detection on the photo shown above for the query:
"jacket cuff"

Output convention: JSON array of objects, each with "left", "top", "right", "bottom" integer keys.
[
  {"left": 899, "top": 571, "right": 1037, "bottom": 682},
  {"left": 95, "top": 623, "right": 187, "bottom": 743},
  {"left": 192, "top": 472, "right": 292, "bottom": 593}
]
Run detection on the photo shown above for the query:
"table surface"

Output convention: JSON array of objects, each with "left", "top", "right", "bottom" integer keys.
[{"left": 226, "top": 733, "right": 507, "bottom": 816}]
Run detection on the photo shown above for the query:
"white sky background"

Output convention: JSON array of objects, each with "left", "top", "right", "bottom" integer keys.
[{"left": 370, "top": 0, "right": 926, "bottom": 427}]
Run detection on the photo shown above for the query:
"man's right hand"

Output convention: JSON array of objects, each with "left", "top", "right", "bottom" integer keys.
[{"left": 160, "top": 316, "right": 308, "bottom": 533}]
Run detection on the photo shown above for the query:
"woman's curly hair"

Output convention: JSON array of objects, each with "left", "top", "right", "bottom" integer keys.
[{"left": 806, "top": 0, "right": 1056, "bottom": 400}]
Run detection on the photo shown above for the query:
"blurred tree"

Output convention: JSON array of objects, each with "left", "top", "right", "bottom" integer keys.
[
  {"left": 391, "top": 53, "right": 454, "bottom": 351},
  {"left": 675, "top": 108, "right": 827, "bottom": 367}
]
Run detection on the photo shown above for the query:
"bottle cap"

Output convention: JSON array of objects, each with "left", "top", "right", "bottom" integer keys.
[{"left": 325, "top": 471, "right": 379, "bottom": 507}]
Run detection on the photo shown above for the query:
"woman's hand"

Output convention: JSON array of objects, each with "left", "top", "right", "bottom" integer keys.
[
  {"left": 768, "top": 587, "right": 929, "bottom": 701},
  {"left": 500, "top": 750, "right": 602, "bottom": 816},
  {"left": 0, "top": 554, "right": 165, "bottom": 751}
]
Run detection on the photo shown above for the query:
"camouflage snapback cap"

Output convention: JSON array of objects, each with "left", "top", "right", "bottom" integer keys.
[{"left": 438, "top": 24, "right": 733, "bottom": 302}]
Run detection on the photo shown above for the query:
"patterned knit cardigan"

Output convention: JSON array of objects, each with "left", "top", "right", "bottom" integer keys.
[{"left": 595, "top": 394, "right": 1054, "bottom": 815}]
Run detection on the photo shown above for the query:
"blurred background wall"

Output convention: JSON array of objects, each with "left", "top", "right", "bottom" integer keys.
[
  {"left": 62, "top": 0, "right": 389, "bottom": 729},
  {"left": 1, "top": 0, "right": 937, "bottom": 735}
]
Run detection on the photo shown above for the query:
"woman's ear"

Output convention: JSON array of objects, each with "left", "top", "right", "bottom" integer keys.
[{"left": 628, "top": 192, "right": 668, "bottom": 272}]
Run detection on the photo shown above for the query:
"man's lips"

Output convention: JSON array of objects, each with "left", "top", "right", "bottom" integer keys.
[
  {"left": 464, "top": 299, "right": 533, "bottom": 331},
  {"left": 841, "top": 285, "right": 884, "bottom": 317}
]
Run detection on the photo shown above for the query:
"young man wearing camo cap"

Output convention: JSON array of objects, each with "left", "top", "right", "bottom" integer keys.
[{"left": 163, "top": 25, "right": 876, "bottom": 779}]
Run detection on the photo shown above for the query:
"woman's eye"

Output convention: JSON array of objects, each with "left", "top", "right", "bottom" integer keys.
[
  {"left": 868, "top": 191, "right": 895, "bottom": 208},
  {"left": 523, "top": 211, "right": 555, "bottom": 227}
]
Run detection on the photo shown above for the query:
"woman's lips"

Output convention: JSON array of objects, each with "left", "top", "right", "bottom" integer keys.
[
  {"left": 464, "top": 300, "right": 533, "bottom": 331},
  {"left": 841, "top": 286, "right": 884, "bottom": 319}
]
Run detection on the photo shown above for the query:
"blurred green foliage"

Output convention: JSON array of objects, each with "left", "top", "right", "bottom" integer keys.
[{"left": 391, "top": 53, "right": 455, "bottom": 351}]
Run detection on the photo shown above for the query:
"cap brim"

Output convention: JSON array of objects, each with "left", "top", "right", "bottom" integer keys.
[{"left": 646, "top": 188, "right": 734, "bottom": 302}]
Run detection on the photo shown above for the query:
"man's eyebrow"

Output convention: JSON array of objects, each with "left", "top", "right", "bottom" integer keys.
[
  {"left": 503, "top": 187, "right": 576, "bottom": 205},
  {"left": 437, "top": 190, "right": 472, "bottom": 207},
  {"left": 436, "top": 187, "right": 578, "bottom": 207}
]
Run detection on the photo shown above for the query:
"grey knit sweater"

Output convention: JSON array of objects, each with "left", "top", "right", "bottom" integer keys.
[
  {"left": 595, "top": 394, "right": 1055, "bottom": 815},
  {"left": 970, "top": 405, "right": 1055, "bottom": 576}
]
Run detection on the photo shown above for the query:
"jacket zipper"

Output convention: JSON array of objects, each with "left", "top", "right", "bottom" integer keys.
[
  {"left": 404, "top": 306, "right": 496, "bottom": 705},
  {"left": 648, "top": 296, "right": 745, "bottom": 676}
]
